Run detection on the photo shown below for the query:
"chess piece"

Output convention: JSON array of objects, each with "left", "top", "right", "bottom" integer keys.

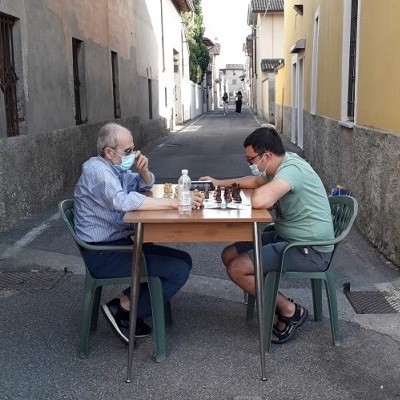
[
  {"left": 204, "top": 183, "right": 210, "bottom": 200},
  {"left": 232, "top": 182, "right": 242, "bottom": 202},
  {"left": 214, "top": 186, "right": 222, "bottom": 203},
  {"left": 164, "top": 183, "right": 173, "bottom": 198}
]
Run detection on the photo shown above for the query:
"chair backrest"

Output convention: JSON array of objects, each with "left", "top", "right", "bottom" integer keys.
[
  {"left": 329, "top": 195, "right": 358, "bottom": 242},
  {"left": 58, "top": 199, "right": 88, "bottom": 257},
  {"left": 59, "top": 198, "right": 135, "bottom": 254}
]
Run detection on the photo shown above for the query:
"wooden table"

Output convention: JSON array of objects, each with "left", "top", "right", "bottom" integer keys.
[{"left": 123, "top": 185, "right": 273, "bottom": 381}]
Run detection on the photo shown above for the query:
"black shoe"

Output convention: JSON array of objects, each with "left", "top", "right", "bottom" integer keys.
[
  {"left": 135, "top": 318, "right": 152, "bottom": 338},
  {"left": 101, "top": 298, "right": 152, "bottom": 343}
]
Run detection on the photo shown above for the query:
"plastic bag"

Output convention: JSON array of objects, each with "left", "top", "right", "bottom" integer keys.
[{"left": 331, "top": 184, "right": 350, "bottom": 196}]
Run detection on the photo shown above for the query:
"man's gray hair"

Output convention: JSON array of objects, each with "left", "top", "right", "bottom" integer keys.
[{"left": 97, "top": 123, "right": 132, "bottom": 156}]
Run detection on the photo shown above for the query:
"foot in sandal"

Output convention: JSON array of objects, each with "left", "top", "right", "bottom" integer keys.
[{"left": 272, "top": 303, "right": 308, "bottom": 344}]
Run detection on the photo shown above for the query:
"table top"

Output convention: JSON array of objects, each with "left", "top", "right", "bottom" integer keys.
[{"left": 123, "top": 184, "right": 272, "bottom": 224}]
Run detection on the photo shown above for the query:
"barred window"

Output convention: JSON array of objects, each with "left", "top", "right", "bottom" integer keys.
[
  {"left": 72, "top": 38, "right": 87, "bottom": 125},
  {"left": 0, "top": 12, "right": 19, "bottom": 137},
  {"left": 111, "top": 51, "right": 121, "bottom": 119}
]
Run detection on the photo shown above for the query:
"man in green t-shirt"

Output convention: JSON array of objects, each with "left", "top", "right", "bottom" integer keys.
[{"left": 200, "top": 126, "right": 334, "bottom": 344}]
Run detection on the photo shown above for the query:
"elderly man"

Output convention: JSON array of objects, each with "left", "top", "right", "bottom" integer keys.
[
  {"left": 201, "top": 126, "right": 334, "bottom": 344},
  {"left": 74, "top": 123, "right": 202, "bottom": 343}
]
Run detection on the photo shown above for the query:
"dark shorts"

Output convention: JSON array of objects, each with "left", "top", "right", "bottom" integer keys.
[{"left": 234, "top": 231, "right": 332, "bottom": 273}]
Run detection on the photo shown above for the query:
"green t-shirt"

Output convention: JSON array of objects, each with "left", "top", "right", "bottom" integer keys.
[{"left": 272, "top": 152, "right": 334, "bottom": 252}]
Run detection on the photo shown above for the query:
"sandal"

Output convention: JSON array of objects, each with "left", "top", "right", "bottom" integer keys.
[{"left": 271, "top": 303, "right": 309, "bottom": 344}]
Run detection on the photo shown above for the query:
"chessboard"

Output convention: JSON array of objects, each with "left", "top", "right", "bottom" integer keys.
[{"left": 202, "top": 182, "right": 251, "bottom": 210}]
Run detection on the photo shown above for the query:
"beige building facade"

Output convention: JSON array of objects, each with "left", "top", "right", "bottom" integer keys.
[
  {"left": 275, "top": 0, "right": 400, "bottom": 266},
  {"left": 247, "top": 0, "right": 284, "bottom": 124},
  {"left": 219, "top": 64, "right": 246, "bottom": 105}
]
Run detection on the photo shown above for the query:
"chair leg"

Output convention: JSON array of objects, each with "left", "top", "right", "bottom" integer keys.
[
  {"left": 90, "top": 286, "right": 103, "bottom": 331},
  {"left": 311, "top": 278, "right": 323, "bottom": 322},
  {"left": 148, "top": 276, "right": 167, "bottom": 362},
  {"left": 325, "top": 271, "right": 341, "bottom": 346},
  {"left": 263, "top": 271, "right": 281, "bottom": 354},
  {"left": 78, "top": 275, "right": 97, "bottom": 358},
  {"left": 164, "top": 301, "right": 172, "bottom": 327},
  {"left": 246, "top": 294, "right": 256, "bottom": 322}
]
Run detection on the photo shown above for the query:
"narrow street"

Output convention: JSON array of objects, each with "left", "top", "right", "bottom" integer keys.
[{"left": 1, "top": 106, "right": 399, "bottom": 400}]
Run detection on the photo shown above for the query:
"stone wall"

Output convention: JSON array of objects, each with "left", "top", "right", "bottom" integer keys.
[
  {"left": 276, "top": 104, "right": 400, "bottom": 266},
  {"left": 0, "top": 117, "right": 167, "bottom": 232}
]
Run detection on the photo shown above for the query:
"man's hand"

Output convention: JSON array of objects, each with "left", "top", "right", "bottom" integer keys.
[
  {"left": 134, "top": 150, "right": 148, "bottom": 172},
  {"left": 134, "top": 150, "right": 152, "bottom": 183},
  {"left": 199, "top": 176, "right": 218, "bottom": 187},
  {"left": 192, "top": 189, "right": 204, "bottom": 209}
]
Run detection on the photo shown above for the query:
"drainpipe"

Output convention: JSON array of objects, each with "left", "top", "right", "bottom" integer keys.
[{"left": 253, "top": 24, "right": 257, "bottom": 114}]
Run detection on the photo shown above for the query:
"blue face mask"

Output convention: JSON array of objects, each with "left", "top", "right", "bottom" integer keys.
[
  {"left": 115, "top": 154, "right": 135, "bottom": 172},
  {"left": 110, "top": 148, "right": 135, "bottom": 172}
]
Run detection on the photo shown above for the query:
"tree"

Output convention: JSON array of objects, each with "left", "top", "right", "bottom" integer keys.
[{"left": 183, "top": 0, "right": 210, "bottom": 85}]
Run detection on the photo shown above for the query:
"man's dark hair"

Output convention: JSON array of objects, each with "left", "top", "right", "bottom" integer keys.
[{"left": 243, "top": 126, "right": 285, "bottom": 155}]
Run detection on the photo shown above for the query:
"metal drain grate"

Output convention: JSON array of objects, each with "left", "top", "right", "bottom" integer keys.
[
  {"left": 0, "top": 268, "right": 70, "bottom": 291},
  {"left": 344, "top": 284, "right": 400, "bottom": 314}
]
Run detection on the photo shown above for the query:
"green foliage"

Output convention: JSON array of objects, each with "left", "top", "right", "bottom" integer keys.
[{"left": 183, "top": 0, "right": 210, "bottom": 85}]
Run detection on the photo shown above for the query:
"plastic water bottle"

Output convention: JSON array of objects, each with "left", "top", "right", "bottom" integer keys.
[{"left": 178, "top": 169, "right": 192, "bottom": 215}]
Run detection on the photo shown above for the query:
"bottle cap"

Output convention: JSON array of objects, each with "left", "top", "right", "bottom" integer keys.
[{"left": 182, "top": 169, "right": 188, "bottom": 175}]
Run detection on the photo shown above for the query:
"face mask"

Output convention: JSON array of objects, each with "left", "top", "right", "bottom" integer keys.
[
  {"left": 115, "top": 154, "right": 135, "bottom": 172},
  {"left": 249, "top": 155, "right": 268, "bottom": 176},
  {"left": 249, "top": 164, "right": 262, "bottom": 176}
]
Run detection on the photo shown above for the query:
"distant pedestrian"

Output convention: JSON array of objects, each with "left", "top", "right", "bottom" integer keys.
[
  {"left": 222, "top": 92, "right": 229, "bottom": 114},
  {"left": 235, "top": 91, "right": 243, "bottom": 113}
]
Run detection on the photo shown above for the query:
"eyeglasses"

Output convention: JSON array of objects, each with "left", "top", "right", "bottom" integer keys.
[
  {"left": 245, "top": 153, "right": 264, "bottom": 165},
  {"left": 106, "top": 146, "right": 135, "bottom": 156},
  {"left": 122, "top": 146, "right": 135, "bottom": 156}
]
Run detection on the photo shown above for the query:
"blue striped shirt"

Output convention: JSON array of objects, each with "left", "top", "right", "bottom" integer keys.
[{"left": 74, "top": 156, "right": 155, "bottom": 242}]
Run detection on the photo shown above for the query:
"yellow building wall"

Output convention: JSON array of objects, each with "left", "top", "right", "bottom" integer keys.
[
  {"left": 314, "top": 0, "right": 342, "bottom": 119},
  {"left": 357, "top": 1, "right": 400, "bottom": 133},
  {"left": 276, "top": 0, "right": 400, "bottom": 133},
  {"left": 276, "top": 0, "right": 343, "bottom": 120}
]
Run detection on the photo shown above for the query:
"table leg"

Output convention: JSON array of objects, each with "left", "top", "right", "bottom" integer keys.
[
  {"left": 126, "top": 223, "right": 144, "bottom": 383},
  {"left": 253, "top": 222, "right": 267, "bottom": 381}
]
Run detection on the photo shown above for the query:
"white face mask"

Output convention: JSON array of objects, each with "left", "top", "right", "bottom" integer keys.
[
  {"left": 249, "top": 154, "right": 269, "bottom": 176},
  {"left": 249, "top": 164, "right": 262, "bottom": 176}
]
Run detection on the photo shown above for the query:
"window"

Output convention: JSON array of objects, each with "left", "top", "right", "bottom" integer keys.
[
  {"left": 340, "top": 0, "right": 358, "bottom": 125},
  {"left": 72, "top": 38, "right": 87, "bottom": 125},
  {"left": 111, "top": 51, "right": 121, "bottom": 119},
  {"left": 347, "top": 0, "right": 358, "bottom": 120},
  {"left": 148, "top": 79, "right": 153, "bottom": 119},
  {"left": 310, "top": 8, "right": 320, "bottom": 115},
  {"left": 0, "top": 12, "right": 19, "bottom": 137}
]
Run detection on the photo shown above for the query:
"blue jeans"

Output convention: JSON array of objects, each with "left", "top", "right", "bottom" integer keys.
[{"left": 82, "top": 237, "right": 192, "bottom": 319}]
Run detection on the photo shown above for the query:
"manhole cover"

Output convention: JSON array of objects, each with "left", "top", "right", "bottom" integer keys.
[
  {"left": 344, "top": 284, "right": 400, "bottom": 314},
  {"left": 0, "top": 269, "right": 70, "bottom": 291}
]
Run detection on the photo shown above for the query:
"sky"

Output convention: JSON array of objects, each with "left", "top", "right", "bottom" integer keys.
[{"left": 200, "top": 0, "right": 251, "bottom": 68}]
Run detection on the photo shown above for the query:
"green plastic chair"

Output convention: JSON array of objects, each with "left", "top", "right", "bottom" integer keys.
[
  {"left": 58, "top": 199, "right": 171, "bottom": 361},
  {"left": 246, "top": 195, "right": 358, "bottom": 352}
]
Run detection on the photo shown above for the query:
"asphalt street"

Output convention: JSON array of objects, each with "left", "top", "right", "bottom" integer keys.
[{"left": 1, "top": 104, "right": 399, "bottom": 400}]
